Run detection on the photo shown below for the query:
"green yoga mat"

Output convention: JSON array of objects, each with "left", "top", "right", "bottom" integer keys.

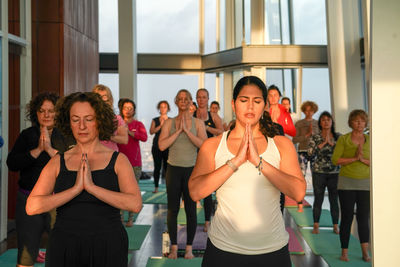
[
  {"left": 0, "top": 249, "right": 45, "bottom": 267},
  {"left": 146, "top": 257, "right": 202, "bottom": 267},
  {"left": 287, "top": 207, "right": 334, "bottom": 227},
  {"left": 126, "top": 224, "right": 151, "bottom": 250},
  {"left": 299, "top": 228, "right": 360, "bottom": 255},
  {"left": 142, "top": 191, "right": 168, "bottom": 204}
]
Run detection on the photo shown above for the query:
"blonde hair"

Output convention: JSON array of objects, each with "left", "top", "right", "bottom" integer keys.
[
  {"left": 92, "top": 84, "right": 113, "bottom": 106},
  {"left": 174, "top": 89, "right": 192, "bottom": 105}
]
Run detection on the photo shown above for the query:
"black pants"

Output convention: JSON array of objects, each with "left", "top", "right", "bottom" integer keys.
[
  {"left": 338, "top": 189, "right": 370, "bottom": 248},
  {"left": 202, "top": 239, "right": 291, "bottom": 267},
  {"left": 312, "top": 172, "right": 339, "bottom": 224},
  {"left": 152, "top": 147, "right": 168, "bottom": 188},
  {"left": 16, "top": 191, "right": 53, "bottom": 265},
  {"left": 166, "top": 164, "right": 197, "bottom": 245},
  {"left": 203, "top": 194, "right": 213, "bottom": 221}
]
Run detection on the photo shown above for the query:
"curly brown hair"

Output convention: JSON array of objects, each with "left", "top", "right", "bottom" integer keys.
[
  {"left": 55, "top": 92, "right": 117, "bottom": 141},
  {"left": 26, "top": 92, "right": 59, "bottom": 126},
  {"left": 301, "top": 101, "right": 319, "bottom": 113}
]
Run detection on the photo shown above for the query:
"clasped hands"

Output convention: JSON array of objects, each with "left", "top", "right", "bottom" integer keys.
[
  {"left": 175, "top": 116, "right": 190, "bottom": 134},
  {"left": 233, "top": 123, "right": 261, "bottom": 167},
  {"left": 74, "top": 153, "right": 95, "bottom": 193}
]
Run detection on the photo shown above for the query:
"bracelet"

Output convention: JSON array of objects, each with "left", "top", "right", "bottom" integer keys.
[
  {"left": 256, "top": 156, "right": 263, "bottom": 175},
  {"left": 226, "top": 159, "right": 238, "bottom": 172}
]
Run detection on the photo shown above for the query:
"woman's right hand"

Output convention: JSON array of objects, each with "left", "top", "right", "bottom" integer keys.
[
  {"left": 74, "top": 153, "right": 85, "bottom": 193},
  {"left": 234, "top": 124, "right": 249, "bottom": 166}
]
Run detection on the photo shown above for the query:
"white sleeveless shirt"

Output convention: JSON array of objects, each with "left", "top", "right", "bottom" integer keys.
[{"left": 208, "top": 131, "right": 289, "bottom": 255}]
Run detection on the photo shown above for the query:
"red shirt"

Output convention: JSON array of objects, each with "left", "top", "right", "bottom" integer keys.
[
  {"left": 117, "top": 120, "right": 148, "bottom": 167},
  {"left": 269, "top": 104, "right": 296, "bottom": 137}
]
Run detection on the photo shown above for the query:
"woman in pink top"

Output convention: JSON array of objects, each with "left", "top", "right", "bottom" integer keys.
[
  {"left": 117, "top": 98, "right": 148, "bottom": 226},
  {"left": 92, "top": 84, "right": 128, "bottom": 151}
]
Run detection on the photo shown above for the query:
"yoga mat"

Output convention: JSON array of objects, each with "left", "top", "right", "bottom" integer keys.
[
  {"left": 121, "top": 210, "right": 139, "bottom": 222},
  {"left": 299, "top": 228, "right": 360, "bottom": 255},
  {"left": 177, "top": 225, "right": 208, "bottom": 251},
  {"left": 284, "top": 195, "right": 311, "bottom": 207},
  {"left": 146, "top": 257, "right": 202, "bottom": 267},
  {"left": 0, "top": 249, "right": 45, "bottom": 267},
  {"left": 321, "top": 253, "right": 371, "bottom": 267},
  {"left": 286, "top": 227, "right": 304, "bottom": 255},
  {"left": 177, "top": 208, "right": 205, "bottom": 225},
  {"left": 125, "top": 224, "right": 151, "bottom": 250},
  {"left": 287, "top": 207, "right": 333, "bottom": 227},
  {"left": 142, "top": 191, "right": 168, "bottom": 204}
]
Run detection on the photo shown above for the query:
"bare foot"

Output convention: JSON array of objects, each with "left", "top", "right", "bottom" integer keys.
[
  {"left": 297, "top": 203, "right": 304, "bottom": 212},
  {"left": 196, "top": 201, "right": 202, "bottom": 209},
  {"left": 340, "top": 249, "right": 349, "bottom": 262},
  {"left": 203, "top": 221, "right": 210, "bottom": 232},
  {"left": 361, "top": 243, "right": 370, "bottom": 262},
  {"left": 312, "top": 223, "right": 319, "bottom": 234},
  {"left": 168, "top": 245, "right": 178, "bottom": 259},
  {"left": 152, "top": 188, "right": 159, "bottom": 193},
  {"left": 333, "top": 224, "right": 339, "bottom": 234},
  {"left": 184, "top": 245, "right": 194, "bottom": 259},
  {"left": 126, "top": 219, "right": 133, "bottom": 227}
]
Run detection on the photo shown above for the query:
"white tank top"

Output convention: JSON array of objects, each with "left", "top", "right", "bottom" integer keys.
[{"left": 208, "top": 131, "right": 289, "bottom": 255}]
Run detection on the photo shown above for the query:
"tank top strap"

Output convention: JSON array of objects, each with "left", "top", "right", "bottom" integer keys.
[
  {"left": 106, "top": 151, "right": 119, "bottom": 170},
  {"left": 59, "top": 153, "right": 67, "bottom": 172}
]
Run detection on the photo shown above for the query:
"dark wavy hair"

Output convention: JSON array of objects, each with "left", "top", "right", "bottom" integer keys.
[
  {"left": 157, "top": 100, "right": 170, "bottom": 111},
  {"left": 233, "top": 76, "right": 281, "bottom": 138},
  {"left": 55, "top": 92, "right": 117, "bottom": 141},
  {"left": 318, "top": 111, "right": 339, "bottom": 140},
  {"left": 118, "top": 98, "right": 136, "bottom": 119},
  {"left": 267, "top": 84, "right": 282, "bottom": 97},
  {"left": 26, "top": 92, "right": 59, "bottom": 126}
]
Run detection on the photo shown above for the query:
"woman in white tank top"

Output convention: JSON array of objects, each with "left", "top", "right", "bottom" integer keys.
[{"left": 189, "top": 76, "right": 306, "bottom": 267}]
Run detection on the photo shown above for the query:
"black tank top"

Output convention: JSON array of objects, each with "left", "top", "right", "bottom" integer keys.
[
  {"left": 194, "top": 111, "right": 216, "bottom": 138},
  {"left": 54, "top": 152, "right": 121, "bottom": 234}
]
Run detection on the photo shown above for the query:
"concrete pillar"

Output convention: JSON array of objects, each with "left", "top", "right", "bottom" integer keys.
[
  {"left": 223, "top": 72, "right": 234, "bottom": 123},
  {"left": 325, "top": 0, "right": 365, "bottom": 133},
  {"left": 370, "top": 1, "right": 400, "bottom": 266},
  {"left": 118, "top": 0, "right": 137, "bottom": 102},
  {"left": 250, "top": 0, "right": 265, "bottom": 45}
]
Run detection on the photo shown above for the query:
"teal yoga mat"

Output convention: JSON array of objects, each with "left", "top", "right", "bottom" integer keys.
[
  {"left": 126, "top": 224, "right": 151, "bottom": 250},
  {"left": 299, "top": 228, "right": 359, "bottom": 255},
  {"left": 287, "top": 207, "right": 334, "bottom": 227},
  {"left": 0, "top": 249, "right": 45, "bottom": 267},
  {"left": 321, "top": 253, "right": 371, "bottom": 267},
  {"left": 142, "top": 191, "right": 168, "bottom": 204},
  {"left": 146, "top": 257, "right": 202, "bottom": 267}
]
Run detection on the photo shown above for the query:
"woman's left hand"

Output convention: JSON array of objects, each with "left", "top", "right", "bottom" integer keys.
[
  {"left": 82, "top": 153, "right": 95, "bottom": 190},
  {"left": 246, "top": 123, "right": 259, "bottom": 166}
]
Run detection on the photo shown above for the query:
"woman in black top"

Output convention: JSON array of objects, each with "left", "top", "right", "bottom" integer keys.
[
  {"left": 26, "top": 92, "right": 142, "bottom": 267},
  {"left": 7, "top": 92, "right": 71, "bottom": 267},
  {"left": 150, "top": 100, "right": 170, "bottom": 193}
]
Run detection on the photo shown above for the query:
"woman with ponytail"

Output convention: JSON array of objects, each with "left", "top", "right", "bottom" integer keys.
[{"left": 189, "top": 76, "right": 305, "bottom": 267}]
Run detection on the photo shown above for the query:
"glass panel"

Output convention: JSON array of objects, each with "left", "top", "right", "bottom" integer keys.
[
  {"left": 137, "top": 0, "right": 199, "bottom": 53},
  {"left": 204, "top": 73, "right": 217, "bottom": 103},
  {"left": 99, "top": 0, "right": 119, "bottom": 52},
  {"left": 301, "top": 68, "right": 331, "bottom": 119},
  {"left": 98, "top": 73, "right": 120, "bottom": 112},
  {"left": 264, "top": 0, "right": 283, "bottom": 44},
  {"left": 244, "top": 0, "right": 251, "bottom": 44},
  {"left": 292, "top": 0, "right": 327, "bottom": 45},
  {"left": 137, "top": 74, "right": 199, "bottom": 171},
  {"left": 205, "top": 0, "right": 217, "bottom": 54}
]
